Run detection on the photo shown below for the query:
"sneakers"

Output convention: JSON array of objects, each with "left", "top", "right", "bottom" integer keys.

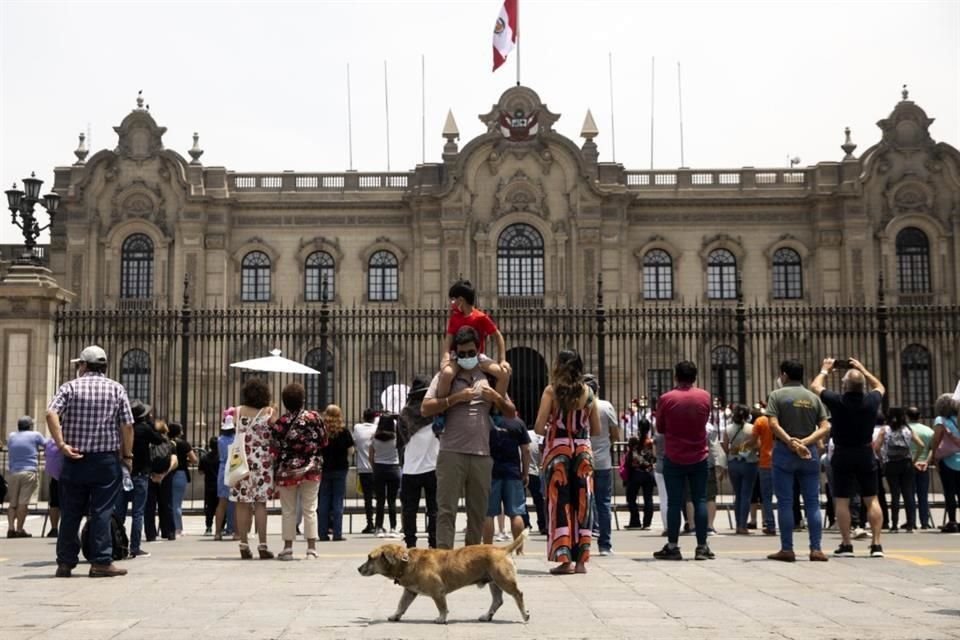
[
  {"left": 598, "top": 548, "right": 613, "bottom": 556},
  {"left": 89, "top": 563, "right": 128, "bottom": 578},
  {"left": 203, "top": 527, "right": 212, "bottom": 536},
  {"left": 129, "top": 549, "right": 151, "bottom": 558},
  {"left": 809, "top": 550, "right": 829, "bottom": 562},
  {"left": 694, "top": 545, "right": 715, "bottom": 560},
  {"left": 767, "top": 550, "right": 797, "bottom": 562},
  {"left": 853, "top": 527, "right": 869, "bottom": 540},
  {"left": 47, "top": 528, "right": 59, "bottom": 538},
  {"left": 375, "top": 528, "right": 387, "bottom": 538},
  {"left": 940, "top": 522, "right": 959, "bottom": 533},
  {"left": 707, "top": 528, "right": 717, "bottom": 537},
  {"left": 762, "top": 528, "right": 777, "bottom": 536},
  {"left": 653, "top": 544, "right": 683, "bottom": 560},
  {"left": 869, "top": 544, "right": 884, "bottom": 558},
  {"left": 833, "top": 543, "right": 855, "bottom": 557},
  {"left": 494, "top": 531, "right": 509, "bottom": 542},
  {"left": 388, "top": 529, "right": 402, "bottom": 539},
  {"left": 360, "top": 526, "right": 376, "bottom": 534}
]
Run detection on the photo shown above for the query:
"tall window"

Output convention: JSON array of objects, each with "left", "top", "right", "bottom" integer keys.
[
  {"left": 241, "top": 251, "right": 271, "bottom": 302},
  {"left": 368, "top": 250, "right": 399, "bottom": 301},
  {"left": 369, "top": 370, "right": 397, "bottom": 410},
  {"left": 902, "top": 344, "right": 932, "bottom": 415},
  {"left": 896, "top": 227, "right": 931, "bottom": 293},
  {"left": 305, "top": 251, "right": 335, "bottom": 302},
  {"left": 772, "top": 248, "right": 803, "bottom": 299},
  {"left": 304, "top": 348, "right": 335, "bottom": 408},
  {"left": 121, "top": 234, "right": 153, "bottom": 299},
  {"left": 643, "top": 250, "right": 673, "bottom": 300},
  {"left": 707, "top": 249, "right": 737, "bottom": 300},
  {"left": 711, "top": 346, "right": 740, "bottom": 404},
  {"left": 120, "top": 349, "right": 150, "bottom": 403},
  {"left": 497, "top": 224, "right": 545, "bottom": 297},
  {"left": 647, "top": 368, "right": 673, "bottom": 400}
]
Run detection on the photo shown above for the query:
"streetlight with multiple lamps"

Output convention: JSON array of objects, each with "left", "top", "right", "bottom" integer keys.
[{"left": 5, "top": 172, "right": 60, "bottom": 265}]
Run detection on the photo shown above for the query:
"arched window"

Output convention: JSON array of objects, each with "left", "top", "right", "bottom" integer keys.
[
  {"left": 241, "top": 251, "right": 271, "bottom": 302},
  {"left": 707, "top": 249, "right": 737, "bottom": 300},
  {"left": 896, "top": 227, "right": 931, "bottom": 293},
  {"left": 711, "top": 345, "right": 740, "bottom": 404},
  {"left": 305, "top": 251, "right": 335, "bottom": 302},
  {"left": 304, "top": 348, "right": 335, "bottom": 408},
  {"left": 497, "top": 223, "right": 545, "bottom": 297},
  {"left": 368, "top": 250, "right": 399, "bottom": 301},
  {"left": 120, "top": 233, "right": 153, "bottom": 299},
  {"left": 120, "top": 349, "right": 150, "bottom": 403},
  {"left": 772, "top": 248, "right": 803, "bottom": 300},
  {"left": 643, "top": 249, "right": 673, "bottom": 300},
  {"left": 901, "top": 344, "right": 932, "bottom": 415}
]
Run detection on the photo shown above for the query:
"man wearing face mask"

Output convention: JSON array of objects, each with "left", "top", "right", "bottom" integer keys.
[{"left": 422, "top": 326, "right": 516, "bottom": 549}]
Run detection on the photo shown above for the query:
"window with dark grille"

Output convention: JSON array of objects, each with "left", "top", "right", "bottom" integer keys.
[
  {"left": 647, "top": 368, "right": 673, "bottom": 399},
  {"left": 120, "top": 349, "right": 150, "bottom": 403},
  {"left": 120, "top": 234, "right": 154, "bottom": 299},
  {"left": 772, "top": 248, "right": 803, "bottom": 299},
  {"left": 305, "top": 251, "right": 335, "bottom": 302},
  {"left": 368, "top": 251, "right": 399, "bottom": 301},
  {"left": 304, "top": 348, "right": 335, "bottom": 408},
  {"left": 896, "top": 227, "right": 931, "bottom": 293},
  {"left": 707, "top": 249, "right": 737, "bottom": 300},
  {"left": 497, "top": 224, "right": 545, "bottom": 297},
  {"left": 643, "top": 250, "right": 673, "bottom": 300},
  {"left": 710, "top": 345, "right": 740, "bottom": 404},
  {"left": 901, "top": 344, "right": 933, "bottom": 415},
  {"left": 241, "top": 251, "right": 271, "bottom": 302},
  {"left": 369, "top": 370, "right": 397, "bottom": 410}
]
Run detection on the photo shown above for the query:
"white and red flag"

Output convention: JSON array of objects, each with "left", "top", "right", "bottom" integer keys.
[{"left": 492, "top": 0, "right": 518, "bottom": 72}]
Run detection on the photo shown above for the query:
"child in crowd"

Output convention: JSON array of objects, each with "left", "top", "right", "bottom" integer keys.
[{"left": 198, "top": 437, "right": 220, "bottom": 535}]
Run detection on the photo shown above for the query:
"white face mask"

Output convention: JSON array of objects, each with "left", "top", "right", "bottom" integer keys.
[{"left": 458, "top": 356, "right": 479, "bottom": 370}]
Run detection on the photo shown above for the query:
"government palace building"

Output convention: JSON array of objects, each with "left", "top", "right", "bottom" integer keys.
[{"left": 1, "top": 84, "right": 958, "bottom": 434}]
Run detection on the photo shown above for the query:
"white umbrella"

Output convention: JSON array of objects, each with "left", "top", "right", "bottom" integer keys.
[
  {"left": 380, "top": 383, "right": 410, "bottom": 413},
  {"left": 229, "top": 349, "right": 320, "bottom": 375}
]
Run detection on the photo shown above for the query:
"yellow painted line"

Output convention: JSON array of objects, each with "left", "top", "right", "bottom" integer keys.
[{"left": 883, "top": 554, "right": 942, "bottom": 566}]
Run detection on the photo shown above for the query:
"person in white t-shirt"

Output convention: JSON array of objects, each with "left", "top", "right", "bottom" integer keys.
[
  {"left": 523, "top": 428, "right": 546, "bottom": 534},
  {"left": 399, "top": 377, "right": 440, "bottom": 548},
  {"left": 585, "top": 375, "right": 621, "bottom": 555},
  {"left": 352, "top": 409, "right": 379, "bottom": 534}
]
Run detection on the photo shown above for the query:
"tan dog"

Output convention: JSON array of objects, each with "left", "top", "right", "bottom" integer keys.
[{"left": 357, "top": 530, "right": 529, "bottom": 624}]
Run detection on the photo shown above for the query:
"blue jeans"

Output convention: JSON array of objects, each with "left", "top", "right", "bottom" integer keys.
[
  {"left": 592, "top": 468, "right": 613, "bottom": 551},
  {"left": 171, "top": 469, "right": 188, "bottom": 532},
  {"left": 915, "top": 469, "right": 930, "bottom": 528},
  {"left": 728, "top": 459, "right": 759, "bottom": 530},
  {"left": 663, "top": 456, "right": 708, "bottom": 546},
  {"left": 317, "top": 469, "right": 348, "bottom": 538},
  {"left": 57, "top": 452, "right": 122, "bottom": 567},
  {"left": 758, "top": 467, "right": 775, "bottom": 531},
  {"left": 129, "top": 473, "right": 150, "bottom": 552},
  {"left": 772, "top": 442, "right": 822, "bottom": 551}
]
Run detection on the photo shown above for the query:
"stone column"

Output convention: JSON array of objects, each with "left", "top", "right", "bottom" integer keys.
[{"left": 0, "top": 263, "right": 75, "bottom": 441}]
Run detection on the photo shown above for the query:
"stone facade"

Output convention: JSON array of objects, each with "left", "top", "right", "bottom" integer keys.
[{"left": 44, "top": 85, "right": 960, "bottom": 312}]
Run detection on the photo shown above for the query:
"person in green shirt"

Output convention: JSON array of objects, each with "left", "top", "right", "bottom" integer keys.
[{"left": 906, "top": 406, "right": 934, "bottom": 529}]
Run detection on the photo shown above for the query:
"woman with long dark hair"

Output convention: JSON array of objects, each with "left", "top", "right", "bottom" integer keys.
[
  {"left": 317, "top": 404, "right": 352, "bottom": 541},
  {"left": 534, "top": 349, "right": 600, "bottom": 575},
  {"left": 167, "top": 422, "right": 197, "bottom": 538},
  {"left": 370, "top": 414, "right": 401, "bottom": 538}
]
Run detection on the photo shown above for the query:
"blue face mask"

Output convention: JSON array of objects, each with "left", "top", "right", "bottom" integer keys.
[{"left": 458, "top": 356, "right": 479, "bottom": 370}]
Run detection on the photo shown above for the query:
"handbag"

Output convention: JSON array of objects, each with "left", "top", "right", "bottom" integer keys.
[
  {"left": 937, "top": 417, "right": 960, "bottom": 459},
  {"left": 225, "top": 430, "right": 250, "bottom": 487},
  {"left": 44, "top": 438, "right": 64, "bottom": 480},
  {"left": 148, "top": 439, "right": 176, "bottom": 473}
]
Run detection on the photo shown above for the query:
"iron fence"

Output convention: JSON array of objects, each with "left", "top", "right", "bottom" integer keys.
[{"left": 52, "top": 280, "right": 960, "bottom": 449}]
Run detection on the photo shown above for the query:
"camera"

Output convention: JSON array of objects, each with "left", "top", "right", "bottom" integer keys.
[{"left": 834, "top": 358, "right": 852, "bottom": 369}]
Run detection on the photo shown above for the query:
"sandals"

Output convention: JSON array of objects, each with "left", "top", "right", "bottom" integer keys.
[
  {"left": 239, "top": 543, "right": 253, "bottom": 560},
  {"left": 277, "top": 548, "right": 294, "bottom": 561},
  {"left": 549, "top": 564, "right": 575, "bottom": 575},
  {"left": 305, "top": 549, "right": 319, "bottom": 560},
  {"left": 258, "top": 544, "right": 274, "bottom": 560}
]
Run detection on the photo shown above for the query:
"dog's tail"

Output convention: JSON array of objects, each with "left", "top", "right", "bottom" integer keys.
[{"left": 499, "top": 528, "right": 528, "bottom": 555}]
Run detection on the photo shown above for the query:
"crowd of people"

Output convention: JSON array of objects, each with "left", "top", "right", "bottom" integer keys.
[{"left": 4, "top": 280, "right": 960, "bottom": 580}]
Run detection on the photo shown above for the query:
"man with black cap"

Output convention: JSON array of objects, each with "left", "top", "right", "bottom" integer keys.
[
  {"left": 398, "top": 375, "right": 440, "bottom": 548},
  {"left": 46, "top": 345, "right": 134, "bottom": 578},
  {"left": 128, "top": 399, "right": 166, "bottom": 558}
]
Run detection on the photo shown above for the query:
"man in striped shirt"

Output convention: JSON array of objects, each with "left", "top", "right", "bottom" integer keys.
[{"left": 46, "top": 345, "right": 135, "bottom": 578}]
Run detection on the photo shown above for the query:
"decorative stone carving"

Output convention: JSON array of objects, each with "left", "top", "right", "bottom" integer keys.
[
  {"left": 443, "top": 228, "right": 465, "bottom": 244},
  {"left": 113, "top": 107, "right": 167, "bottom": 162},
  {"left": 818, "top": 230, "right": 843, "bottom": 247},
  {"left": 491, "top": 170, "right": 550, "bottom": 220},
  {"left": 71, "top": 254, "right": 83, "bottom": 293},
  {"left": 579, "top": 227, "right": 601, "bottom": 243},
  {"left": 887, "top": 179, "right": 934, "bottom": 214},
  {"left": 109, "top": 180, "right": 168, "bottom": 233}
]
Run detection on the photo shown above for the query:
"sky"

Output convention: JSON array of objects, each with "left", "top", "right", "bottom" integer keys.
[{"left": 1, "top": 0, "right": 958, "bottom": 244}]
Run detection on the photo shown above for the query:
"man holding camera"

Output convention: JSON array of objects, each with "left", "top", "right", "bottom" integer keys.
[{"left": 810, "top": 357, "right": 885, "bottom": 558}]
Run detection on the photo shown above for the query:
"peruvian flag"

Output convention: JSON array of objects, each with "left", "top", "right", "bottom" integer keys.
[{"left": 492, "top": 0, "right": 518, "bottom": 72}]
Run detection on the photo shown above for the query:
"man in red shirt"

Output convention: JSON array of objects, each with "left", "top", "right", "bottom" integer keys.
[{"left": 653, "top": 361, "right": 714, "bottom": 561}]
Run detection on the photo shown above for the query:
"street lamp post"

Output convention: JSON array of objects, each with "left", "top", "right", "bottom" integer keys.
[{"left": 5, "top": 172, "right": 60, "bottom": 264}]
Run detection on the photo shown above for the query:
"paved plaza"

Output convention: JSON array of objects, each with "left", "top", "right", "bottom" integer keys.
[{"left": 2, "top": 512, "right": 959, "bottom": 640}]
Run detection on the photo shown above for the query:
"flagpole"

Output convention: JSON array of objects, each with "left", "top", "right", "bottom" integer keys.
[
  {"left": 677, "top": 61, "right": 685, "bottom": 167},
  {"left": 421, "top": 54, "right": 426, "bottom": 164},
  {"left": 649, "top": 56, "right": 655, "bottom": 170},
  {"left": 609, "top": 52, "right": 616, "bottom": 163},
  {"left": 384, "top": 60, "right": 391, "bottom": 172},
  {"left": 515, "top": 0, "right": 520, "bottom": 86},
  {"left": 347, "top": 63, "right": 354, "bottom": 171}
]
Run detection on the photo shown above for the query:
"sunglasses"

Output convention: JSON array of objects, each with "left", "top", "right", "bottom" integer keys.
[{"left": 456, "top": 349, "right": 478, "bottom": 358}]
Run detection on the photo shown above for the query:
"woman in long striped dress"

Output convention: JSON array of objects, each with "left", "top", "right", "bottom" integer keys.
[{"left": 535, "top": 350, "right": 601, "bottom": 575}]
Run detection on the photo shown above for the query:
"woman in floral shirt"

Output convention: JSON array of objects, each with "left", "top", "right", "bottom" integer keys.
[{"left": 271, "top": 382, "right": 327, "bottom": 560}]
